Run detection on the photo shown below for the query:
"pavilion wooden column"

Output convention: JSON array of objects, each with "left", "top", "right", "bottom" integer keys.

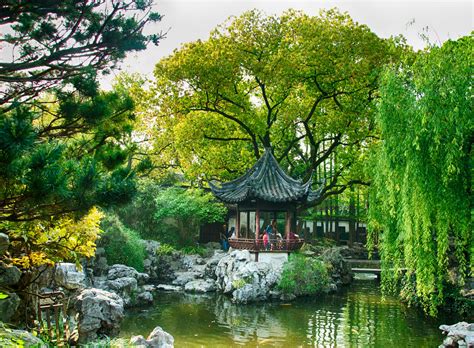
[
  {"left": 285, "top": 210, "right": 291, "bottom": 238},
  {"left": 236, "top": 206, "right": 240, "bottom": 238},
  {"left": 255, "top": 209, "right": 260, "bottom": 242}
]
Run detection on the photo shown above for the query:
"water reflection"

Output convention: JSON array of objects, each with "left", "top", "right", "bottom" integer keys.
[{"left": 120, "top": 281, "right": 451, "bottom": 347}]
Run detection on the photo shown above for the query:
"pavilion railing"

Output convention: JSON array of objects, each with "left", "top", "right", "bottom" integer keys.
[{"left": 228, "top": 238, "right": 304, "bottom": 252}]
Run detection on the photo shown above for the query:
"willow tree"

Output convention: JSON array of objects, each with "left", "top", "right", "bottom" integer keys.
[
  {"left": 150, "top": 9, "right": 407, "bottom": 200},
  {"left": 368, "top": 35, "right": 473, "bottom": 314}
]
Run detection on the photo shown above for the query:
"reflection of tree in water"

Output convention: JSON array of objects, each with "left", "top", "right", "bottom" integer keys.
[
  {"left": 339, "top": 287, "right": 445, "bottom": 347},
  {"left": 120, "top": 283, "right": 448, "bottom": 347},
  {"left": 213, "top": 296, "right": 288, "bottom": 346}
]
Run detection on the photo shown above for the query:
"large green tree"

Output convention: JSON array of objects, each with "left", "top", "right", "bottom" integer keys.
[
  {"left": 0, "top": 0, "right": 163, "bottom": 107},
  {"left": 0, "top": 1, "right": 162, "bottom": 269},
  {"left": 368, "top": 35, "right": 473, "bottom": 314},
  {"left": 148, "top": 9, "right": 408, "bottom": 200}
]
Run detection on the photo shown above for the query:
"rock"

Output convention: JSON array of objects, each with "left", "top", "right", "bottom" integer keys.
[
  {"left": 280, "top": 293, "right": 296, "bottom": 301},
  {"left": 142, "top": 284, "right": 156, "bottom": 292},
  {"left": 143, "top": 240, "right": 161, "bottom": 255},
  {"left": 146, "top": 326, "right": 174, "bottom": 347},
  {"left": 130, "top": 326, "right": 174, "bottom": 348},
  {"left": 130, "top": 335, "right": 148, "bottom": 346},
  {"left": 184, "top": 279, "right": 216, "bottom": 293},
  {"left": 0, "top": 291, "right": 20, "bottom": 323},
  {"left": 204, "top": 251, "right": 226, "bottom": 280},
  {"left": 190, "top": 264, "right": 206, "bottom": 275},
  {"left": 0, "top": 233, "right": 9, "bottom": 256},
  {"left": 172, "top": 271, "right": 198, "bottom": 286},
  {"left": 107, "top": 264, "right": 139, "bottom": 280},
  {"left": 182, "top": 255, "right": 205, "bottom": 269},
  {"left": 0, "top": 322, "right": 47, "bottom": 347},
  {"left": 320, "top": 247, "right": 353, "bottom": 287},
  {"left": 156, "top": 284, "right": 182, "bottom": 292},
  {"left": 136, "top": 291, "right": 154, "bottom": 304},
  {"left": 75, "top": 288, "right": 124, "bottom": 344},
  {"left": 107, "top": 264, "right": 149, "bottom": 285},
  {"left": 439, "top": 322, "right": 474, "bottom": 347},
  {"left": 106, "top": 276, "right": 142, "bottom": 308},
  {"left": 54, "top": 263, "right": 86, "bottom": 290},
  {"left": 93, "top": 257, "right": 109, "bottom": 276},
  {"left": 0, "top": 262, "right": 21, "bottom": 286},
  {"left": 215, "top": 250, "right": 282, "bottom": 303}
]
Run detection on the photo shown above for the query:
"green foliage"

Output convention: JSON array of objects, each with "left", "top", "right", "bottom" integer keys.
[
  {"left": 156, "top": 243, "right": 176, "bottom": 256},
  {"left": 114, "top": 179, "right": 178, "bottom": 244},
  {"left": 114, "top": 179, "right": 227, "bottom": 246},
  {"left": 232, "top": 279, "right": 247, "bottom": 289},
  {"left": 148, "top": 9, "right": 408, "bottom": 199},
  {"left": 278, "top": 254, "right": 330, "bottom": 296},
  {"left": 0, "top": 0, "right": 161, "bottom": 280},
  {"left": 6, "top": 207, "right": 103, "bottom": 269},
  {"left": 0, "top": 89, "right": 142, "bottom": 223},
  {"left": 1, "top": 0, "right": 162, "bottom": 105},
  {"left": 180, "top": 245, "right": 207, "bottom": 257},
  {"left": 367, "top": 35, "right": 473, "bottom": 315},
  {"left": 153, "top": 187, "right": 227, "bottom": 246},
  {"left": 100, "top": 213, "right": 146, "bottom": 272}
]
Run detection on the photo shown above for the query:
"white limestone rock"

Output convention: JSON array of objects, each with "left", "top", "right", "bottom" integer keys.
[
  {"left": 54, "top": 263, "right": 85, "bottom": 290},
  {"left": 184, "top": 279, "right": 216, "bottom": 293},
  {"left": 171, "top": 271, "right": 199, "bottom": 286},
  {"left": 130, "top": 326, "right": 174, "bottom": 348},
  {"left": 156, "top": 284, "right": 182, "bottom": 292},
  {"left": 75, "top": 288, "right": 124, "bottom": 344}
]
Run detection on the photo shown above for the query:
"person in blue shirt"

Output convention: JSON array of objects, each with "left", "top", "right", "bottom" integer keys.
[{"left": 265, "top": 219, "right": 278, "bottom": 250}]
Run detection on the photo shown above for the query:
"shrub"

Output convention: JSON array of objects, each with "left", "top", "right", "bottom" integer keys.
[
  {"left": 154, "top": 187, "right": 227, "bottom": 246},
  {"left": 156, "top": 243, "right": 176, "bottom": 256},
  {"left": 99, "top": 213, "right": 146, "bottom": 272},
  {"left": 180, "top": 245, "right": 207, "bottom": 257},
  {"left": 277, "top": 254, "right": 330, "bottom": 296},
  {"left": 115, "top": 179, "right": 227, "bottom": 247}
]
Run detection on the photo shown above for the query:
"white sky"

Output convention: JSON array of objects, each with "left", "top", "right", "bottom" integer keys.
[{"left": 108, "top": 0, "right": 473, "bottom": 88}]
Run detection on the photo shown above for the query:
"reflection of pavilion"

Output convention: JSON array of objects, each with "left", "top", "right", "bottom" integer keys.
[{"left": 210, "top": 148, "right": 323, "bottom": 253}]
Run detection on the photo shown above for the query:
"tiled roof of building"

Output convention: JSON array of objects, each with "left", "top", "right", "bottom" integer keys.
[{"left": 209, "top": 148, "right": 323, "bottom": 204}]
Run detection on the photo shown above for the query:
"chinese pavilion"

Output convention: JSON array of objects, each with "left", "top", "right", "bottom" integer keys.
[{"left": 209, "top": 148, "right": 323, "bottom": 252}]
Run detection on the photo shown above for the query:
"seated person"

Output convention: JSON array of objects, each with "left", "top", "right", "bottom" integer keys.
[
  {"left": 287, "top": 231, "right": 299, "bottom": 240},
  {"left": 262, "top": 232, "right": 270, "bottom": 250},
  {"left": 228, "top": 227, "right": 236, "bottom": 239}
]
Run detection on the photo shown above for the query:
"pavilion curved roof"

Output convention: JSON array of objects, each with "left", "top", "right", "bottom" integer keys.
[{"left": 209, "top": 148, "right": 323, "bottom": 204}]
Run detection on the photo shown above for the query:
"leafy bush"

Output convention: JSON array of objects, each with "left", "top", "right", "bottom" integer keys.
[
  {"left": 156, "top": 243, "right": 176, "bottom": 256},
  {"left": 180, "top": 245, "right": 207, "bottom": 257},
  {"left": 99, "top": 213, "right": 146, "bottom": 272},
  {"left": 232, "top": 279, "right": 247, "bottom": 289},
  {"left": 277, "top": 254, "right": 330, "bottom": 296},
  {"left": 115, "top": 179, "right": 227, "bottom": 247},
  {"left": 115, "top": 179, "right": 174, "bottom": 241},
  {"left": 154, "top": 187, "right": 227, "bottom": 246}
]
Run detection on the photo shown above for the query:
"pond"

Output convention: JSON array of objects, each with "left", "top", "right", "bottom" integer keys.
[{"left": 120, "top": 279, "right": 454, "bottom": 347}]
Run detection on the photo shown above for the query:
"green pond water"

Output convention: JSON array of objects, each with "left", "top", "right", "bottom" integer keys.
[{"left": 120, "top": 279, "right": 454, "bottom": 347}]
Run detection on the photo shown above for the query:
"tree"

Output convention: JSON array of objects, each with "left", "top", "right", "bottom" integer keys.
[
  {"left": 367, "top": 35, "right": 473, "bottom": 315},
  {"left": 149, "top": 9, "right": 408, "bottom": 200},
  {"left": 0, "top": 1, "right": 162, "bottom": 273},
  {"left": 7, "top": 207, "right": 103, "bottom": 269},
  {"left": 154, "top": 187, "right": 227, "bottom": 246},
  {"left": 0, "top": 88, "right": 143, "bottom": 223},
  {"left": 0, "top": 0, "right": 163, "bottom": 107}
]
